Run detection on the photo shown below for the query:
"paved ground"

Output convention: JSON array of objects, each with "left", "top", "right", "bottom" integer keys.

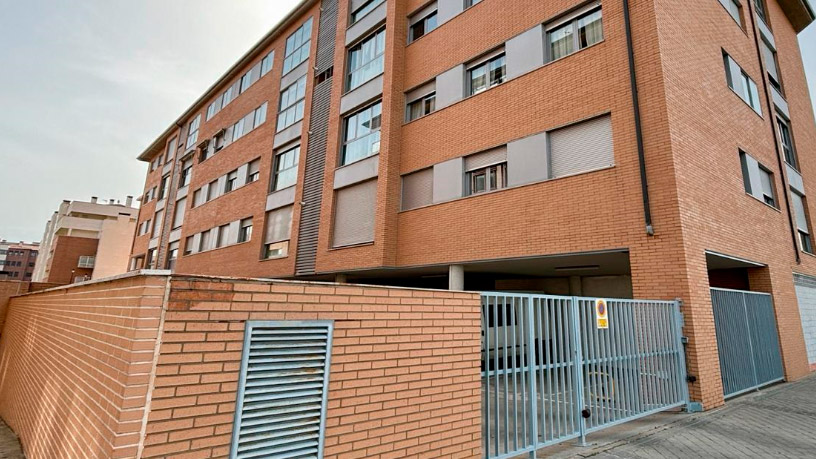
[
  {"left": 540, "top": 373, "right": 816, "bottom": 458},
  {"left": 0, "top": 422, "right": 22, "bottom": 458}
]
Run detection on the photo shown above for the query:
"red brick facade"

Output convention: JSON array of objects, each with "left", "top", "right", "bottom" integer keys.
[
  {"left": 46, "top": 235, "right": 99, "bottom": 284},
  {"left": 129, "top": 0, "right": 816, "bottom": 409}
]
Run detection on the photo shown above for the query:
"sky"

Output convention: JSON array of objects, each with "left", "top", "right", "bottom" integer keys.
[{"left": 0, "top": 1, "right": 815, "bottom": 243}]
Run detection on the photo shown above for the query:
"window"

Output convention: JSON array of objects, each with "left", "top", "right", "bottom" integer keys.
[
  {"left": 468, "top": 52, "right": 505, "bottom": 95},
  {"left": 792, "top": 191, "right": 813, "bottom": 254},
  {"left": 239, "top": 218, "right": 253, "bottom": 243},
  {"left": 207, "top": 98, "right": 220, "bottom": 120},
  {"left": 146, "top": 248, "right": 157, "bottom": 269},
  {"left": 165, "top": 137, "right": 177, "bottom": 164},
  {"left": 199, "top": 230, "right": 212, "bottom": 252},
  {"left": 254, "top": 103, "right": 268, "bottom": 127},
  {"left": 342, "top": 101, "right": 382, "bottom": 165},
  {"left": 139, "top": 219, "right": 151, "bottom": 236},
  {"left": 214, "top": 128, "right": 227, "bottom": 152},
  {"left": 409, "top": 10, "right": 437, "bottom": 43},
  {"left": 240, "top": 72, "right": 252, "bottom": 94},
  {"left": 761, "top": 41, "right": 783, "bottom": 93},
  {"left": 263, "top": 206, "right": 293, "bottom": 258},
  {"left": 158, "top": 174, "right": 171, "bottom": 200},
  {"left": 347, "top": 28, "right": 386, "bottom": 90},
  {"left": 777, "top": 117, "right": 797, "bottom": 169},
  {"left": 150, "top": 155, "right": 161, "bottom": 171},
  {"left": 283, "top": 17, "right": 313, "bottom": 74},
  {"left": 77, "top": 256, "right": 95, "bottom": 268},
  {"left": 233, "top": 118, "right": 245, "bottom": 142},
  {"left": 351, "top": 0, "right": 385, "bottom": 23},
  {"left": 754, "top": 0, "right": 767, "bottom": 23},
  {"left": 184, "top": 236, "right": 195, "bottom": 255},
  {"left": 180, "top": 159, "right": 193, "bottom": 188},
  {"left": 723, "top": 52, "right": 762, "bottom": 115},
  {"left": 193, "top": 188, "right": 204, "bottom": 207},
  {"left": 226, "top": 170, "right": 239, "bottom": 193},
  {"left": 166, "top": 241, "right": 179, "bottom": 270},
  {"left": 277, "top": 76, "right": 307, "bottom": 131},
  {"left": 173, "top": 197, "right": 187, "bottom": 228},
  {"left": 261, "top": 50, "right": 275, "bottom": 76},
  {"left": 272, "top": 146, "right": 300, "bottom": 191},
  {"left": 406, "top": 91, "right": 436, "bottom": 121},
  {"left": 465, "top": 149, "right": 508, "bottom": 195},
  {"left": 186, "top": 114, "right": 201, "bottom": 148},
  {"left": 719, "top": 0, "right": 742, "bottom": 25},
  {"left": 222, "top": 86, "right": 234, "bottom": 107},
  {"left": 152, "top": 210, "right": 164, "bottom": 238},
  {"left": 549, "top": 114, "right": 614, "bottom": 178},
  {"left": 548, "top": 8, "right": 603, "bottom": 61},
  {"left": 739, "top": 151, "right": 777, "bottom": 207},
  {"left": 465, "top": 0, "right": 482, "bottom": 7},
  {"left": 208, "top": 179, "right": 219, "bottom": 201},
  {"left": 401, "top": 168, "right": 433, "bottom": 210},
  {"left": 248, "top": 159, "right": 261, "bottom": 183},
  {"left": 216, "top": 224, "right": 230, "bottom": 248},
  {"left": 333, "top": 180, "right": 377, "bottom": 247}
]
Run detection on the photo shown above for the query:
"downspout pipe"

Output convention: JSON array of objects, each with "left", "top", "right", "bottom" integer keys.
[
  {"left": 745, "top": 1, "right": 801, "bottom": 263},
  {"left": 623, "top": 0, "right": 654, "bottom": 236}
]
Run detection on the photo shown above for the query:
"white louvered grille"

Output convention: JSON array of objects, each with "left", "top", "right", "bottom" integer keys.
[{"left": 231, "top": 322, "right": 334, "bottom": 459}]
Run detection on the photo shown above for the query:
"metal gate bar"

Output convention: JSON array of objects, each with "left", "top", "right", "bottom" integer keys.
[{"left": 482, "top": 293, "right": 689, "bottom": 458}]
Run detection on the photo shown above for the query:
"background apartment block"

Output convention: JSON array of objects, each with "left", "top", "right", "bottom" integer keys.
[
  {"left": 0, "top": 242, "right": 38, "bottom": 281},
  {"left": 33, "top": 197, "right": 138, "bottom": 284},
  {"left": 130, "top": 0, "right": 815, "bottom": 408}
]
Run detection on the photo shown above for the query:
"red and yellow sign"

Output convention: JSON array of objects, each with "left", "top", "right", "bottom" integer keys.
[{"left": 595, "top": 299, "right": 609, "bottom": 329}]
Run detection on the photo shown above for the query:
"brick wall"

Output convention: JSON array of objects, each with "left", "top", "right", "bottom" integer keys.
[
  {"left": 0, "top": 273, "right": 482, "bottom": 458},
  {"left": 0, "top": 281, "right": 64, "bottom": 336},
  {"left": 0, "top": 274, "right": 167, "bottom": 458},
  {"left": 143, "top": 276, "right": 482, "bottom": 458},
  {"left": 46, "top": 235, "right": 99, "bottom": 284}
]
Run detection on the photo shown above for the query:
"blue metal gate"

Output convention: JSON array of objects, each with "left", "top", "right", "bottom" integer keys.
[
  {"left": 710, "top": 288, "right": 784, "bottom": 398},
  {"left": 481, "top": 293, "right": 689, "bottom": 458}
]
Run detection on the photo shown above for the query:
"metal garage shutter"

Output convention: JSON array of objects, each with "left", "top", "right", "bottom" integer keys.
[
  {"left": 230, "top": 321, "right": 334, "bottom": 459},
  {"left": 794, "top": 274, "right": 816, "bottom": 366},
  {"left": 549, "top": 114, "right": 614, "bottom": 178},
  {"left": 332, "top": 179, "right": 377, "bottom": 247},
  {"left": 401, "top": 168, "right": 433, "bottom": 210}
]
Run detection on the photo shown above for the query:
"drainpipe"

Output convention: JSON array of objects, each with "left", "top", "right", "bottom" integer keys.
[
  {"left": 745, "top": 0, "right": 801, "bottom": 263},
  {"left": 622, "top": 0, "right": 654, "bottom": 236}
]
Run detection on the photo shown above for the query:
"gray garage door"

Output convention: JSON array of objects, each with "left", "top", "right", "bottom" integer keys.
[{"left": 793, "top": 274, "right": 816, "bottom": 367}]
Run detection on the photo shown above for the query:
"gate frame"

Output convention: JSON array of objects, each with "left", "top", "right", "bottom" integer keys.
[{"left": 481, "top": 292, "right": 691, "bottom": 459}]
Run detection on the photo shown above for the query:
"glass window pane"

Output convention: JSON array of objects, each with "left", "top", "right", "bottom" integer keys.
[
  {"left": 470, "top": 65, "right": 487, "bottom": 94},
  {"left": 578, "top": 10, "right": 603, "bottom": 48},
  {"left": 550, "top": 23, "right": 575, "bottom": 60}
]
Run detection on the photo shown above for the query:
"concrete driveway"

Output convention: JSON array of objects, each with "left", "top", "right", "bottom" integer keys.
[{"left": 539, "top": 373, "right": 816, "bottom": 458}]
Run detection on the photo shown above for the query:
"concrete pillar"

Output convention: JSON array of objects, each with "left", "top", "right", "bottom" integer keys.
[
  {"left": 335, "top": 273, "right": 348, "bottom": 284},
  {"left": 449, "top": 265, "right": 464, "bottom": 291},
  {"left": 569, "top": 276, "right": 583, "bottom": 296}
]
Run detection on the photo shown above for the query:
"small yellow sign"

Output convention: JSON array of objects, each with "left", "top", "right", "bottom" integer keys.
[{"left": 595, "top": 299, "right": 609, "bottom": 329}]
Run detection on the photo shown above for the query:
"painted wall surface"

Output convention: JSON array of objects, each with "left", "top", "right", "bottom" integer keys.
[{"left": 93, "top": 215, "right": 137, "bottom": 280}]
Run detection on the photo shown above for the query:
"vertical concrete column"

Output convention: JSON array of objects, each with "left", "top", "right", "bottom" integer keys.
[
  {"left": 449, "top": 265, "right": 464, "bottom": 291},
  {"left": 569, "top": 276, "right": 583, "bottom": 296}
]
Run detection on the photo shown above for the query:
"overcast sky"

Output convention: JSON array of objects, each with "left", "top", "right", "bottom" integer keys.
[{"left": 0, "top": 1, "right": 815, "bottom": 242}]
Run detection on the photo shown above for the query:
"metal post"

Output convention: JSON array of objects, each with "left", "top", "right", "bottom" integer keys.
[
  {"left": 673, "top": 300, "right": 691, "bottom": 409},
  {"left": 526, "top": 295, "right": 538, "bottom": 457},
  {"left": 572, "top": 297, "right": 587, "bottom": 446}
]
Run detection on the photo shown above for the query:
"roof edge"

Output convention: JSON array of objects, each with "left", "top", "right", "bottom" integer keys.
[{"left": 137, "top": 0, "right": 317, "bottom": 161}]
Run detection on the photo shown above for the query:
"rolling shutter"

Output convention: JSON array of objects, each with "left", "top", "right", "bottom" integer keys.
[
  {"left": 265, "top": 206, "right": 294, "bottom": 244},
  {"left": 402, "top": 168, "right": 433, "bottom": 210},
  {"left": 464, "top": 146, "right": 507, "bottom": 171},
  {"left": 792, "top": 192, "right": 810, "bottom": 233},
  {"left": 549, "top": 114, "right": 613, "bottom": 178},
  {"left": 332, "top": 179, "right": 376, "bottom": 247},
  {"left": 230, "top": 321, "right": 334, "bottom": 459}
]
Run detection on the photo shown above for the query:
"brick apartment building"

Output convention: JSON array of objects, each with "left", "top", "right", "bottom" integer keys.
[
  {"left": 130, "top": 0, "right": 816, "bottom": 408},
  {"left": 0, "top": 242, "right": 38, "bottom": 280},
  {"left": 34, "top": 197, "right": 138, "bottom": 284}
]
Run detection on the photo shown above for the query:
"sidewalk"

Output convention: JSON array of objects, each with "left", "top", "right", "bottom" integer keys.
[{"left": 539, "top": 373, "right": 816, "bottom": 458}]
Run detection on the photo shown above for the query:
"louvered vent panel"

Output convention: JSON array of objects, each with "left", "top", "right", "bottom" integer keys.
[{"left": 230, "top": 322, "right": 334, "bottom": 459}]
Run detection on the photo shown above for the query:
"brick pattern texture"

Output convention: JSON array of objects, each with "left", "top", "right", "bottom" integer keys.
[
  {"left": 0, "top": 274, "right": 482, "bottom": 458},
  {"left": 0, "top": 275, "right": 167, "bottom": 458}
]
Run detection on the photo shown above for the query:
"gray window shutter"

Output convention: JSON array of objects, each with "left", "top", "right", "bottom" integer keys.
[
  {"left": 761, "top": 42, "right": 779, "bottom": 83},
  {"left": 759, "top": 169, "right": 774, "bottom": 200},
  {"left": 265, "top": 206, "right": 294, "bottom": 243},
  {"left": 793, "top": 192, "right": 810, "bottom": 232},
  {"left": 173, "top": 197, "right": 187, "bottom": 228},
  {"left": 464, "top": 146, "right": 507, "bottom": 171},
  {"left": 249, "top": 62, "right": 262, "bottom": 86},
  {"left": 402, "top": 168, "right": 434, "bottom": 210},
  {"left": 230, "top": 321, "right": 333, "bottom": 459},
  {"left": 549, "top": 114, "right": 614, "bottom": 178},
  {"left": 332, "top": 180, "right": 377, "bottom": 247},
  {"left": 405, "top": 80, "right": 436, "bottom": 103}
]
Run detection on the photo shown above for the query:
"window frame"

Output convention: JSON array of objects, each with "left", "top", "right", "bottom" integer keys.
[
  {"left": 777, "top": 116, "right": 798, "bottom": 170},
  {"left": 545, "top": 6, "right": 604, "bottom": 62},
  {"left": 467, "top": 51, "right": 506, "bottom": 96},
  {"left": 408, "top": 9, "right": 438, "bottom": 43},
  {"left": 406, "top": 91, "right": 436, "bottom": 122},
  {"left": 272, "top": 146, "right": 301, "bottom": 192},
  {"left": 465, "top": 162, "right": 507, "bottom": 196},
  {"left": 239, "top": 218, "right": 253, "bottom": 243},
  {"left": 277, "top": 75, "right": 307, "bottom": 132},
  {"left": 283, "top": 17, "right": 313, "bottom": 75},
  {"left": 341, "top": 100, "right": 383, "bottom": 166},
  {"left": 346, "top": 27, "right": 386, "bottom": 91},
  {"left": 350, "top": 0, "right": 385, "bottom": 24},
  {"left": 186, "top": 114, "right": 201, "bottom": 148}
]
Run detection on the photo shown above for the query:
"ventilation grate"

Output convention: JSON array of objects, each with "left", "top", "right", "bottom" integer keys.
[{"left": 230, "top": 321, "right": 334, "bottom": 459}]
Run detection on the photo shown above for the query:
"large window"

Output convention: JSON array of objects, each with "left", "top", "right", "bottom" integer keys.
[
  {"left": 723, "top": 51, "right": 762, "bottom": 115},
  {"left": 179, "top": 158, "right": 193, "bottom": 188},
  {"left": 739, "top": 151, "right": 776, "bottom": 207},
  {"left": 777, "top": 117, "right": 798, "bottom": 169},
  {"left": 548, "top": 8, "right": 603, "bottom": 61},
  {"left": 792, "top": 191, "right": 813, "bottom": 254},
  {"left": 409, "top": 9, "right": 437, "bottom": 43},
  {"left": 186, "top": 114, "right": 201, "bottom": 148},
  {"left": 464, "top": 148, "right": 508, "bottom": 196},
  {"left": 263, "top": 206, "right": 293, "bottom": 259},
  {"left": 272, "top": 146, "right": 300, "bottom": 191},
  {"left": 261, "top": 50, "right": 275, "bottom": 76},
  {"left": 225, "top": 170, "right": 239, "bottom": 193},
  {"left": 347, "top": 28, "right": 386, "bottom": 90},
  {"left": 351, "top": 0, "right": 385, "bottom": 23},
  {"left": 248, "top": 159, "right": 261, "bottom": 183},
  {"left": 165, "top": 137, "right": 177, "bottom": 164},
  {"left": 719, "top": 0, "right": 742, "bottom": 25},
  {"left": 342, "top": 101, "right": 382, "bottom": 165},
  {"left": 166, "top": 241, "right": 179, "bottom": 270},
  {"left": 761, "top": 41, "right": 783, "bottom": 93},
  {"left": 239, "top": 218, "right": 253, "bottom": 243},
  {"left": 406, "top": 91, "right": 435, "bottom": 121},
  {"left": 158, "top": 174, "right": 171, "bottom": 200},
  {"left": 152, "top": 210, "right": 163, "bottom": 238},
  {"left": 283, "top": 18, "right": 313, "bottom": 74},
  {"left": 468, "top": 53, "right": 505, "bottom": 95},
  {"left": 277, "top": 76, "right": 307, "bottom": 131},
  {"left": 754, "top": 0, "right": 767, "bottom": 23},
  {"left": 173, "top": 197, "right": 187, "bottom": 229}
]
